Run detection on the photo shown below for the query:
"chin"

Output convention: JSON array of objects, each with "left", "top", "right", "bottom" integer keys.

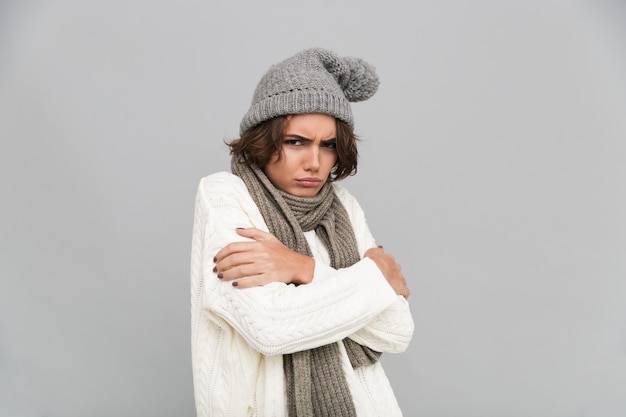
[{"left": 292, "top": 188, "right": 320, "bottom": 197}]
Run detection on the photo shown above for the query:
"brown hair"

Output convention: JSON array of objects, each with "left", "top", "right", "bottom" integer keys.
[{"left": 226, "top": 115, "right": 359, "bottom": 181}]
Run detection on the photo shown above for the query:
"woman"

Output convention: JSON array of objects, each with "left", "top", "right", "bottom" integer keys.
[{"left": 190, "top": 47, "right": 414, "bottom": 417}]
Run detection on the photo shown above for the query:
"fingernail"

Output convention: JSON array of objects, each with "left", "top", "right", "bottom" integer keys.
[
  {"left": 217, "top": 273, "right": 223, "bottom": 279},
  {"left": 236, "top": 227, "right": 245, "bottom": 230},
  {"left": 232, "top": 281, "right": 238, "bottom": 287},
  {"left": 213, "top": 256, "right": 217, "bottom": 263},
  {"left": 212, "top": 266, "right": 217, "bottom": 273},
  {"left": 378, "top": 245, "right": 384, "bottom": 249}
]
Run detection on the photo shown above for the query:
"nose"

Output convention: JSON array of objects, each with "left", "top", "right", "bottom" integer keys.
[{"left": 303, "top": 147, "right": 320, "bottom": 172}]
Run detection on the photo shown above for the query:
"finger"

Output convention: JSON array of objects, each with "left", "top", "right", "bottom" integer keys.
[
  {"left": 235, "top": 227, "right": 274, "bottom": 242},
  {"left": 216, "top": 251, "right": 261, "bottom": 277},
  {"left": 230, "top": 274, "right": 268, "bottom": 289},
  {"left": 217, "top": 262, "right": 264, "bottom": 281},
  {"left": 215, "top": 241, "right": 258, "bottom": 262},
  {"left": 364, "top": 246, "right": 384, "bottom": 258}
]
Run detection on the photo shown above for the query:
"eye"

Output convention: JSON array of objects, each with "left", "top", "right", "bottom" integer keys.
[
  {"left": 322, "top": 141, "right": 337, "bottom": 149},
  {"left": 284, "top": 139, "right": 303, "bottom": 146}
]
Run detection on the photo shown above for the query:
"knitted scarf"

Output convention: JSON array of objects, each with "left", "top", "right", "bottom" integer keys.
[{"left": 231, "top": 157, "right": 382, "bottom": 417}]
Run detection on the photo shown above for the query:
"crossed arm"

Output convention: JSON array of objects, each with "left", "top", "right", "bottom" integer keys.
[
  {"left": 194, "top": 173, "right": 414, "bottom": 355},
  {"left": 214, "top": 227, "right": 411, "bottom": 300}
]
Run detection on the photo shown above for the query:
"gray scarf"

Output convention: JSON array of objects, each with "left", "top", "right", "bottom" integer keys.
[{"left": 231, "top": 157, "right": 381, "bottom": 417}]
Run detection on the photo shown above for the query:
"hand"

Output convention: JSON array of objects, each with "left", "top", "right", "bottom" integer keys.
[
  {"left": 213, "top": 228, "right": 315, "bottom": 289},
  {"left": 364, "top": 246, "right": 410, "bottom": 299}
]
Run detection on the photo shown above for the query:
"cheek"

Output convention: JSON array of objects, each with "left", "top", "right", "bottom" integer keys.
[
  {"left": 264, "top": 163, "right": 281, "bottom": 181},
  {"left": 275, "top": 149, "right": 299, "bottom": 170},
  {"left": 323, "top": 153, "right": 338, "bottom": 169},
  {"left": 264, "top": 155, "right": 293, "bottom": 183}
]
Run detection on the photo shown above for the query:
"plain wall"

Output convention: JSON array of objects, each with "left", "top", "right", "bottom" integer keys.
[{"left": 1, "top": 0, "right": 625, "bottom": 416}]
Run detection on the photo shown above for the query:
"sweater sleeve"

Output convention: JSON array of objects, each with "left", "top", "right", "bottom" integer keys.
[
  {"left": 332, "top": 184, "right": 415, "bottom": 353},
  {"left": 193, "top": 173, "right": 399, "bottom": 356}
]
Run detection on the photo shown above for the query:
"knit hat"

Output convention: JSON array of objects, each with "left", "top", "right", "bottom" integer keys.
[{"left": 239, "top": 47, "right": 379, "bottom": 135}]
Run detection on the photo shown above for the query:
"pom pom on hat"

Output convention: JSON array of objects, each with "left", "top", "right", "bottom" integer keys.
[
  {"left": 341, "top": 56, "right": 379, "bottom": 102},
  {"left": 239, "top": 47, "right": 379, "bottom": 135}
]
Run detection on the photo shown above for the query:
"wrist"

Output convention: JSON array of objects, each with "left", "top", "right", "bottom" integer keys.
[{"left": 295, "top": 256, "right": 315, "bottom": 285}]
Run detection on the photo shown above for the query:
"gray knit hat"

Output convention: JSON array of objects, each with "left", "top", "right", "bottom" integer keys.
[{"left": 239, "top": 47, "right": 379, "bottom": 135}]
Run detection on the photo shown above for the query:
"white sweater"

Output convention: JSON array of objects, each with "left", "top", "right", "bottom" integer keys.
[{"left": 190, "top": 172, "right": 414, "bottom": 417}]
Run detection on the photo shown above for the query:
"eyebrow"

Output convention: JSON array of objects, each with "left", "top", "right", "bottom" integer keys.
[{"left": 284, "top": 134, "right": 337, "bottom": 143}]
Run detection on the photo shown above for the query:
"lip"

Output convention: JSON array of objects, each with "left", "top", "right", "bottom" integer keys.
[{"left": 296, "top": 178, "right": 322, "bottom": 187}]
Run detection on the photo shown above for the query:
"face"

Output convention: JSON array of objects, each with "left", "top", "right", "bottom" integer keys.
[{"left": 263, "top": 113, "right": 338, "bottom": 197}]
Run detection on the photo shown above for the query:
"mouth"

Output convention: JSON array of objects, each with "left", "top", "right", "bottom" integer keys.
[{"left": 296, "top": 178, "right": 322, "bottom": 187}]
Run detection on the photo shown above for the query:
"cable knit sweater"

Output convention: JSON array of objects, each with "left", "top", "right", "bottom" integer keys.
[{"left": 190, "top": 172, "right": 414, "bottom": 417}]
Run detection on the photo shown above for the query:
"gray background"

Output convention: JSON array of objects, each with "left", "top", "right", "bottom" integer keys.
[{"left": 1, "top": 0, "right": 625, "bottom": 416}]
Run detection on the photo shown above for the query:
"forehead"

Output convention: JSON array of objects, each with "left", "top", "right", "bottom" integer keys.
[{"left": 284, "top": 114, "right": 337, "bottom": 138}]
